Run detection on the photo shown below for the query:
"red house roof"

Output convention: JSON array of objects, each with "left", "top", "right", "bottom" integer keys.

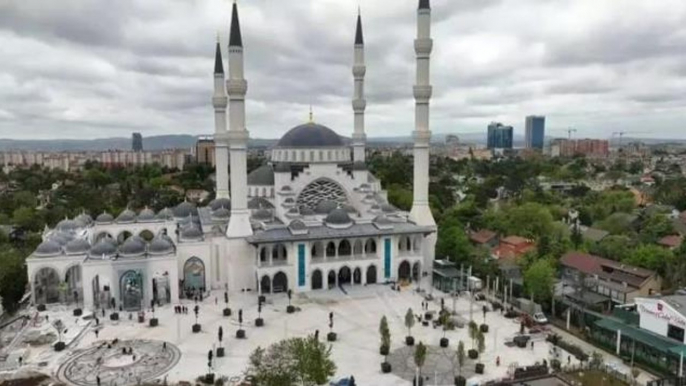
[
  {"left": 560, "top": 252, "right": 656, "bottom": 289},
  {"left": 469, "top": 229, "right": 497, "bottom": 245}
]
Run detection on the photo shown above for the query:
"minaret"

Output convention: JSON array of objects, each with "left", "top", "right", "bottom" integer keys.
[
  {"left": 226, "top": 0, "right": 252, "bottom": 237},
  {"left": 213, "top": 37, "right": 230, "bottom": 199},
  {"left": 352, "top": 9, "right": 367, "bottom": 164},
  {"left": 410, "top": 0, "right": 436, "bottom": 244}
]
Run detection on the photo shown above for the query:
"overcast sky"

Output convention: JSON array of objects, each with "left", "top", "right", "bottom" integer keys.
[{"left": 1, "top": 0, "right": 685, "bottom": 141}]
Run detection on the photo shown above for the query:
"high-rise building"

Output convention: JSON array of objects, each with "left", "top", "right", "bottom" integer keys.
[
  {"left": 132, "top": 133, "right": 143, "bottom": 152},
  {"left": 195, "top": 136, "right": 215, "bottom": 166},
  {"left": 525, "top": 116, "right": 545, "bottom": 149},
  {"left": 487, "top": 122, "right": 513, "bottom": 149}
]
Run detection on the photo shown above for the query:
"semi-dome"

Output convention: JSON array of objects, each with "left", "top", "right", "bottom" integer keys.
[
  {"left": 276, "top": 123, "right": 344, "bottom": 148},
  {"left": 149, "top": 235, "right": 174, "bottom": 255},
  {"left": 35, "top": 240, "right": 62, "bottom": 257},
  {"left": 209, "top": 198, "right": 231, "bottom": 211},
  {"left": 137, "top": 207, "right": 156, "bottom": 222},
  {"left": 315, "top": 200, "right": 338, "bottom": 214},
  {"left": 116, "top": 209, "right": 137, "bottom": 223},
  {"left": 120, "top": 236, "right": 146, "bottom": 256},
  {"left": 252, "top": 209, "right": 272, "bottom": 221},
  {"left": 180, "top": 224, "right": 203, "bottom": 241},
  {"left": 90, "top": 238, "right": 117, "bottom": 257},
  {"left": 174, "top": 201, "right": 198, "bottom": 218},
  {"left": 65, "top": 238, "right": 91, "bottom": 255},
  {"left": 325, "top": 208, "right": 353, "bottom": 226},
  {"left": 248, "top": 165, "right": 275, "bottom": 185},
  {"left": 289, "top": 219, "right": 307, "bottom": 231}
]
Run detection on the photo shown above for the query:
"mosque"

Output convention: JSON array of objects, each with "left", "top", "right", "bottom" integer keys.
[{"left": 25, "top": 0, "right": 437, "bottom": 311}]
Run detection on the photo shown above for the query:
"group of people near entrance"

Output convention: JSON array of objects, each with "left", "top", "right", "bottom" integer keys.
[{"left": 174, "top": 305, "right": 189, "bottom": 314}]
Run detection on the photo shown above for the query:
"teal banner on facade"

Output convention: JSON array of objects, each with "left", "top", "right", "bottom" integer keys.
[
  {"left": 298, "top": 244, "right": 306, "bottom": 287},
  {"left": 384, "top": 238, "right": 391, "bottom": 279}
]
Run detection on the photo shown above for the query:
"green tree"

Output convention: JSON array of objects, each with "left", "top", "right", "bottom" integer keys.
[
  {"left": 414, "top": 342, "right": 427, "bottom": 379},
  {"left": 468, "top": 320, "right": 478, "bottom": 349},
  {"left": 405, "top": 308, "right": 415, "bottom": 338},
  {"left": 523, "top": 259, "right": 555, "bottom": 303},
  {"left": 624, "top": 244, "right": 674, "bottom": 278},
  {"left": 0, "top": 249, "right": 27, "bottom": 313},
  {"left": 436, "top": 225, "right": 472, "bottom": 262},
  {"left": 12, "top": 206, "right": 42, "bottom": 231},
  {"left": 476, "top": 330, "right": 486, "bottom": 356},
  {"left": 379, "top": 316, "right": 391, "bottom": 357},
  {"left": 456, "top": 340, "right": 466, "bottom": 377}
]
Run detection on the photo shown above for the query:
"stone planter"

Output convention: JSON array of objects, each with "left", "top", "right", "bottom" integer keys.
[
  {"left": 405, "top": 336, "right": 415, "bottom": 346},
  {"left": 54, "top": 341, "right": 66, "bottom": 351},
  {"left": 381, "top": 362, "right": 392, "bottom": 373},
  {"left": 149, "top": 318, "right": 159, "bottom": 327},
  {"left": 424, "top": 312, "right": 433, "bottom": 321},
  {"left": 192, "top": 324, "right": 201, "bottom": 333},
  {"left": 380, "top": 344, "right": 389, "bottom": 356},
  {"left": 454, "top": 376, "right": 466, "bottom": 386},
  {"left": 468, "top": 349, "right": 478, "bottom": 359},
  {"left": 475, "top": 363, "right": 484, "bottom": 374},
  {"left": 73, "top": 308, "right": 83, "bottom": 317},
  {"left": 203, "top": 373, "right": 215, "bottom": 384},
  {"left": 217, "top": 347, "right": 225, "bottom": 357},
  {"left": 413, "top": 376, "right": 424, "bottom": 386},
  {"left": 255, "top": 318, "right": 264, "bottom": 327},
  {"left": 440, "top": 338, "right": 449, "bottom": 348},
  {"left": 37, "top": 304, "right": 46, "bottom": 312},
  {"left": 138, "top": 315, "right": 145, "bottom": 323},
  {"left": 286, "top": 305, "right": 295, "bottom": 314},
  {"left": 236, "top": 329, "right": 246, "bottom": 339},
  {"left": 514, "top": 335, "right": 529, "bottom": 348},
  {"left": 327, "top": 332, "right": 337, "bottom": 342},
  {"left": 110, "top": 312, "right": 119, "bottom": 321},
  {"left": 480, "top": 324, "right": 489, "bottom": 333},
  {"left": 223, "top": 308, "right": 232, "bottom": 317}
]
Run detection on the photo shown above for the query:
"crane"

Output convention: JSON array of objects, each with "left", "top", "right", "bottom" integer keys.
[
  {"left": 567, "top": 128, "right": 577, "bottom": 140},
  {"left": 612, "top": 131, "right": 643, "bottom": 148}
]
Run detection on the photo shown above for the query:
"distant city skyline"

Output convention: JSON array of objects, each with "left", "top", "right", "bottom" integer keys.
[{"left": 1, "top": 0, "right": 685, "bottom": 140}]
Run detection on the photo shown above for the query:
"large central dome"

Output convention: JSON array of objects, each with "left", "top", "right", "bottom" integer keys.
[{"left": 276, "top": 123, "right": 344, "bottom": 148}]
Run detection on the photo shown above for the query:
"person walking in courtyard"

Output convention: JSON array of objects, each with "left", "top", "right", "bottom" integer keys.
[
  {"left": 163, "top": 342, "right": 167, "bottom": 351},
  {"left": 96, "top": 375, "right": 101, "bottom": 386},
  {"left": 95, "top": 329, "right": 99, "bottom": 339},
  {"left": 496, "top": 356, "right": 500, "bottom": 366}
]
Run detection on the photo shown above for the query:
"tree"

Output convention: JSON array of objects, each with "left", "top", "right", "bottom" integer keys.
[
  {"left": 624, "top": 244, "right": 674, "bottom": 278},
  {"left": 523, "top": 259, "right": 555, "bottom": 303},
  {"left": 468, "top": 321, "right": 478, "bottom": 349},
  {"left": 218, "top": 326, "right": 223, "bottom": 348},
  {"left": 476, "top": 330, "right": 485, "bottom": 356},
  {"left": 0, "top": 249, "right": 27, "bottom": 313},
  {"left": 405, "top": 308, "right": 415, "bottom": 338},
  {"left": 379, "top": 316, "right": 391, "bottom": 357},
  {"left": 414, "top": 342, "right": 427, "bottom": 380},
  {"left": 436, "top": 224, "right": 473, "bottom": 262},
  {"left": 246, "top": 337, "right": 336, "bottom": 386},
  {"left": 456, "top": 341, "right": 465, "bottom": 377}
]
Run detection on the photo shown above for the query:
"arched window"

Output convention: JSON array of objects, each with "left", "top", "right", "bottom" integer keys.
[
  {"left": 259, "top": 246, "right": 269, "bottom": 263},
  {"left": 338, "top": 240, "right": 352, "bottom": 256},
  {"left": 326, "top": 241, "right": 336, "bottom": 258},
  {"left": 296, "top": 178, "right": 348, "bottom": 210},
  {"left": 310, "top": 151, "right": 314, "bottom": 161},
  {"left": 284, "top": 151, "right": 289, "bottom": 161},
  {"left": 311, "top": 241, "right": 324, "bottom": 259},
  {"left": 319, "top": 151, "right": 323, "bottom": 161},
  {"left": 364, "top": 239, "right": 377, "bottom": 254},
  {"left": 353, "top": 240, "right": 363, "bottom": 255},
  {"left": 327, "top": 151, "right": 332, "bottom": 161},
  {"left": 272, "top": 244, "right": 288, "bottom": 263}
]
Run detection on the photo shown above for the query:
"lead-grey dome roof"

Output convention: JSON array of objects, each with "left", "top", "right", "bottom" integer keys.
[
  {"left": 289, "top": 219, "right": 307, "bottom": 230},
  {"left": 65, "top": 238, "right": 91, "bottom": 255},
  {"left": 209, "top": 198, "right": 231, "bottom": 211},
  {"left": 315, "top": 200, "right": 338, "bottom": 214},
  {"left": 299, "top": 206, "right": 315, "bottom": 216},
  {"left": 149, "top": 235, "right": 174, "bottom": 255},
  {"left": 212, "top": 207, "right": 231, "bottom": 220},
  {"left": 76, "top": 213, "right": 93, "bottom": 225},
  {"left": 276, "top": 123, "right": 344, "bottom": 148},
  {"left": 325, "top": 208, "right": 353, "bottom": 225},
  {"left": 56, "top": 219, "right": 80, "bottom": 232},
  {"left": 119, "top": 236, "right": 146, "bottom": 256},
  {"left": 248, "top": 197, "right": 273, "bottom": 209},
  {"left": 157, "top": 207, "right": 174, "bottom": 220},
  {"left": 248, "top": 165, "right": 275, "bottom": 185},
  {"left": 35, "top": 240, "right": 62, "bottom": 257},
  {"left": 174, "top": 202, "right": 198, "bottom": 218},
  {"left": 253, "top": 209, "right": 272, "bottom": 221},
  {"left": 116, "top": 209, "right": 136, "bottom": 223},
  {"left": 180, "top": 224, "right": 203, "bottom": 240},
  {"left": 138, "top": 207, "right": 156, "bottom": 222},
  {"left": 90, "top": 238, "right": 117, "bottom": 257}
]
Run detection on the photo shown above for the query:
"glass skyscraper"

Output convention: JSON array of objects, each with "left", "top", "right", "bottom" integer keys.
[
  {"left": 525, "top": 116, "right": 545, "bottom": 149},
  {"left": 487, "top": 122, "right": 513, "bottom": 149}
]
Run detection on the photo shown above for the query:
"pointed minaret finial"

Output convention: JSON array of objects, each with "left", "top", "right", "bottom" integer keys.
[
  {"left": 214, "top": 36, "right": 224, "bottom": 74},
  {"left": 355, "top": 9, "right": 364, "bottom": 45},
  {"left": 309, "top": 106, "right": 314, "bottom": 123},
  {"left": 229, "top": 0, "right": 243, "bottom": 47}
]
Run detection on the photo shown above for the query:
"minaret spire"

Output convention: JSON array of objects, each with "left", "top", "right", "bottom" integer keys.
[
  {"left": 352, "top": 8, "right": 367, "bottom": 165},
  {"left": 410, "top": 0, "right": 436, "bottom": 267},
  {"left": 226, "top": 0, "right": 252, "bottom": 237},
  {"left": 212, "top": 36, "right": 229, "bottom": 199}
]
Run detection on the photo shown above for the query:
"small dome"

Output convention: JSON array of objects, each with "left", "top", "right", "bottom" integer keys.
[
  {"left": 180, "top": 224, "right": 203, "bottom": 241},
  {"left": 174, "top": 201, "right": 198, "bottom": 218},
  {"left": 276, "top": 123, "right": 344, "bottom": 148},
  {"left": 289, "top": 219, "right": 307, "bottom": 231},
  {"left": 149, "top": 235, "right": 174, "bottom": 255},
  {"left": 281, "top": 185, "right": 292, "bottom": 192},
  {"left": 315, "top": 200, "right": 338, "bottom": 214},
  {"left": 116, "top": 208, "right": 137, "bottom": 223},
  {"left": 76, "top": 213, "right": 93, "bottom": 225},
  {"left": 56, "top": 219, "right": 80, "bottom": 232},
  {"left": 325, "top": 208, "right": 353, "bottom": 225},
  {"left": 90, "top": 238, "right": 117, "bottom": 257},
  {"left": 119, "top": 236, "right": 146, "bottom": 256},
  {"left": 138, "top": 207, "right": 156, "bottom": 222},
  {"left": 51, "top": 231, "right": 73, "bottom": 245},
  {"left": 157, "top": 207, "right": 174, "bottom": 220},
  {"left": 381, "top": 204, "right": 397, "bottom": 213},
  {"left": 299, "top": 206, "right": 315, "bottom": 216},
  {"left": 253, "top": 209, "right": 272, "bottom": 221},
  {"left": 35, "top": 240, "right": 62, "bottom": 257},
  {"left": 65, "top": 238, "right": 91, "bottom": 255},
  {"left": 248, "top": 165, "right": 275, "bottom": 185},
  {"left": 209, "top": 198, "right": 231, "bottom": 211},
  {"left": 212, "top": 207, "right": 231, "bottom": 220},
  {"left": 248, "top": 197, "right": 274, "bottom": 209}
]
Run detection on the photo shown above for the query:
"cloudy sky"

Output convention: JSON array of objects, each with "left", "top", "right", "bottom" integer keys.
[{"left": 1, "top": 0, "right": 685, "bottom": 141}]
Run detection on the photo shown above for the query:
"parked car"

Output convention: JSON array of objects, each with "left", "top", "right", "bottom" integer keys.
[{"left": 533, "top": 312, "right": 548, "bottom": 324}]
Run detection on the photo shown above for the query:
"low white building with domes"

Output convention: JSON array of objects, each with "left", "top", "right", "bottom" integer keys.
[{"left": 26, "top": 0, "right": 438, "bottom": 311}]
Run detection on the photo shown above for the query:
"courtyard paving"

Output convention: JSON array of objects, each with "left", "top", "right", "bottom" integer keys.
[{"left": 0, "top": 280, "right": 659, "bottom": 385}]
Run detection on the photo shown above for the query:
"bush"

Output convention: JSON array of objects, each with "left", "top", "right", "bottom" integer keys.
[
  {"left": 286, "top": 305, "right": 295, "bottom": 314},
  {"left": 236, "top": 329, "right": 246, "bottom": 339},
  {"left": 327, "top": 332, "right": 337, "bottom": 342},
  {"left": 440, "top": 338, "right": 449, "bottom": 348},
  {"left": 203, "top": 373, "right": 215, "bottom": 384},
  {"left": 380, "top": 344, "right": 390, "bottom": 356},
  {"left": 192, "top": 324, "right": 201, "bottom": 333},
  {"left": 110, "top": 312, "right": 119, "bottom": 321},
  {"left": 480, "top": 324, "right": 489, "bottom": 333},
  {"left": 381, "top": 362, "right": 392, "bottom": 373},
  {"left": 468, "top": 349, "right": 478, "bottom": 359},
  {"left": 255, "top": 318, "right": 264, "bottom": 327},
  {"left": 406, "top": 336, "right": 415, "bottom": 346},
  {"left": 475, "top": 363, "right": 484, "bottom": 374},
  {"left": 548, "top": 335, "right": 589, "bottom": 361},
  {"left": 54, "top": 341, "right": 66, "bottom": 351},
  {"left": 550, "top": 359, "right": 561, "bottom": 371},
  {"left": 223, "top": 308, "right": 232, "bottom": 317},
  {"left": 73, "top": 308, "right": 83, "bottom": 317}
]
